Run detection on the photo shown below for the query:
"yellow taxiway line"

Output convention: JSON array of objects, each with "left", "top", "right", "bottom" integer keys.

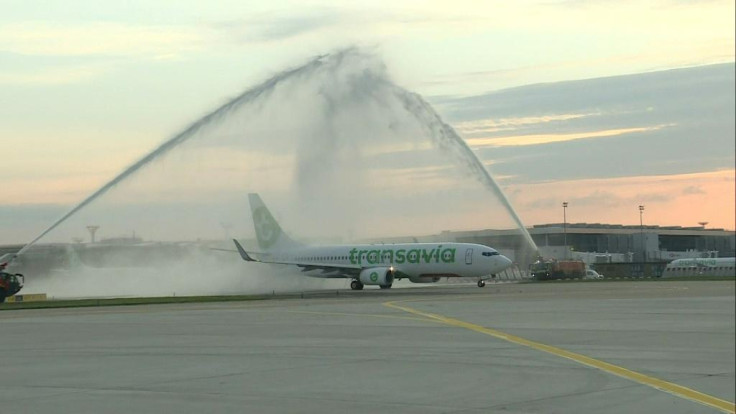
[{"left": 384, "top": 299, "right": 735, "bottom": 414}]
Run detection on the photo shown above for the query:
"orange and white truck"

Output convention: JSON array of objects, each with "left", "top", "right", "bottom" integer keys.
[{"left": 530, "top": 258, "right": 586, "bottom": 280}]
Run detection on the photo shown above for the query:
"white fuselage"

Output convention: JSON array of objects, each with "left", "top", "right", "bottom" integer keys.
[
  {"left": 663, "top": 257, "right": 735, "bottom": 277},
  {"left": 259, "top": 242, "right": 512, "bottom": 279}
]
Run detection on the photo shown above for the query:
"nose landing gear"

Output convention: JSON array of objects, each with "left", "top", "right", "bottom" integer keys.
[
  {"left": 350, "top": 280, "right": 364, "bottom": 290},
  {"left": 477, "top": 279, "right": 486, "bottom": 288}
]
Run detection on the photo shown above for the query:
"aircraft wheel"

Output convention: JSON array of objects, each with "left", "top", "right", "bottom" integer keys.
[
  {"left": 477, "top": 280, "right": 486, "bottom": 288},
  {"left": 379, "top": 284, "right": 392, "bottom": 289},
  {"left": 350, "top": 280, "right": 364, "bottom": 290}
]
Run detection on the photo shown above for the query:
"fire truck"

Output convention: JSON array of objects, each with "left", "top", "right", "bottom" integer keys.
[
  {"left": 530, "top": 257, "right": 586, "bottom": 280},
  {"left": 0, "top": 255, "right": 24, "bottom": 303}
]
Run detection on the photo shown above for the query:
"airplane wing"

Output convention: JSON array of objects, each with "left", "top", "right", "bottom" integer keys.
[{"left": 232, "top": 239, "right": 361, "bottom": 278}]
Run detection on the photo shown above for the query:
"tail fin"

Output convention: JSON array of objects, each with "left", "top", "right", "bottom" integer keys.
[{"left": 248, "top": 193, "right": 302, "bottom": 251}]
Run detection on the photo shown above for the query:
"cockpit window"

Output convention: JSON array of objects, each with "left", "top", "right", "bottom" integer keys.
[{"left": 482, "top": 251, "right": 500, "bottom": 257}]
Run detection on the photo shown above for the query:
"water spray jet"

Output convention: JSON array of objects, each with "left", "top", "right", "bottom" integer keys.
[{"left": 16, "top": 48, "right": 538, "bottom": 298}]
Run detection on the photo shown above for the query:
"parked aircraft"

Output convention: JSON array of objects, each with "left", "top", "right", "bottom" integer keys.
[{"left": 663, "top": 257, "right": 735, "bottom": 277}]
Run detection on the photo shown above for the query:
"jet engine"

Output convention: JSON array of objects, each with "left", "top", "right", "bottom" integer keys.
[{"left": 358, "top": 267, "right": 394, "bottom": 286}]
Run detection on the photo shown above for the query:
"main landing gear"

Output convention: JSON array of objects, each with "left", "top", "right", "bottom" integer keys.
[{"left": 349, "top": 280, "right": 392, "bottom": 290}]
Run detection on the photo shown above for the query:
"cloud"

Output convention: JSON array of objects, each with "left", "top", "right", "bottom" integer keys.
[
  {"left": 435, "top": 63, "right": 735, "bottom": 121},
  {"left": 214, "top": 12, "right": 342, "bottom": 42},
  {"left": 0, "top": 22, "right": 207, "bottom": 57},
  {"left": 0, "top": 22, "right": 212, "bottom": 84},
  {"left": 454, "top": 112, "right": 600, "bottom": 135},
  {"left": 436, "top": 63, "right": 734, "bottom": 184},
  {"left": 525, "top": 189, "right": 653, "bottom": 210},
  {"left": 633, "top": 192, "right": 676, "bottom": 203},
  {"left": 527, "top": 197, "right": 559, "bottom": 209},
  {"left": 567, "top": 190, "right": 627, "bottom": 208},
  {"left": 467, "top": 125, "right": 672, "bottom": 148},
  {"left": 0, "top": 64, "right": 106, "bottom": 85},
  {"left": 682, "top": 185, "right": 706, "bottom": 195},
  {"left": 209, "top": 6, "right": 499, "bottom": 45}
]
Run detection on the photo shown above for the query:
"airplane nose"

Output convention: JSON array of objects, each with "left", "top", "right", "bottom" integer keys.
[{"left": 498, "top": 255, "right": 513, "bottom": 270}]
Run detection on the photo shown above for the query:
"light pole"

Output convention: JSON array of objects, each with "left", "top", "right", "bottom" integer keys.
[
  {"left": 563, "top": 202, "right": 568, "bottom": 260},
  {"left": 638, "top": 205, "right": 645, "bottom": 262}
]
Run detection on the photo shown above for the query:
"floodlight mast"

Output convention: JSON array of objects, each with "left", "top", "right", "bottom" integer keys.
[
  {"left": 638, "top": 206, "right": 645, "bottom": 262},
  {"left": 562, "top": 202, "right": 568, "bottom": 260}
]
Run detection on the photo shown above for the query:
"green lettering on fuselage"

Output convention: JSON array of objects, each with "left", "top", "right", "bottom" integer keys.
[
  {"left": 407, "top": 249, "right": 420, "bottom": 264},
  {"left": 381, "top": 250, "right": 394, "bottom": 263},
  {"left": 441, "top": 248, "right": 456, "bottom": 263},
  {"left": 368, "top": 250, "right": 380, "bottom": 264},
  {"left": 396, "top": 249, "right": 406, "bottom": 263},
  {"left": 344, "top": 245, "right": 456, "bottom": 266},
  {"left": 421, "top": 249, "right": 435, "bottom": 263}
]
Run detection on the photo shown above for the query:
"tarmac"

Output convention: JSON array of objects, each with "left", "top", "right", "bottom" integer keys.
[{"left": 0, "top": 280, "right": 734, "bottom": 413}]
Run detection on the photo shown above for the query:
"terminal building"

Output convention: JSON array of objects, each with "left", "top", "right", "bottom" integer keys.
[{"left": 407, "top": 223, "right": 735, "bottom": 266}]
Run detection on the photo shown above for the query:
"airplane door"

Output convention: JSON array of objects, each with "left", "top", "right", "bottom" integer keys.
[{"left": 465, "top": 248, "right": 473, "bottom": 265}]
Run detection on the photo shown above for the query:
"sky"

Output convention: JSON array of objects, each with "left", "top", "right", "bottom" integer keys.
[{"left": 1, "top": 0, "right": 734, "bottom": 245}]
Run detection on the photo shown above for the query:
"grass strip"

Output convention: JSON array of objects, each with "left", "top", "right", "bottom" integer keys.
[{"left": 0, "top": 290, "right": 344, "bottom": 311}]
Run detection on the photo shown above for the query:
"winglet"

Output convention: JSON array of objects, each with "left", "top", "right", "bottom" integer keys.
[{"left": 233, "top": 239, "right": 256, "bottom": 262}]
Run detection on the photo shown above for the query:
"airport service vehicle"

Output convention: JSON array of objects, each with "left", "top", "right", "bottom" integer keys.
[
  {"left": 662, "top": 257, "right": 735, "bottom": 277},
  {"left": 529, "top": 258, "right": 586, "bottom": 280},
  {"left": 585, "top": 269, "right": 604, "bottom": 279},
  {"left": 233, "top": 194, "right": 513, "bottom": 290},
  {"left": 0, "top": 256, "right": 24, "bottom": 303}
]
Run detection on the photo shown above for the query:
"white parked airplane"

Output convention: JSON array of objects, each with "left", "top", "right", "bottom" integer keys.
[
  {"left": 233, "top": 194, "right": 514, "bottom": 290},
  {"left": 663, "top": 257, "right": 735, "bottom": 277}
]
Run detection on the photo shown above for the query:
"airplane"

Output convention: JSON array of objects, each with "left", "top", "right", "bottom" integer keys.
[
  {"left": 663, "top": 257, "right": 735, "bottom": 277},
  {"left": 232, "top": 193, "right": 514, "bottom": 290}
]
